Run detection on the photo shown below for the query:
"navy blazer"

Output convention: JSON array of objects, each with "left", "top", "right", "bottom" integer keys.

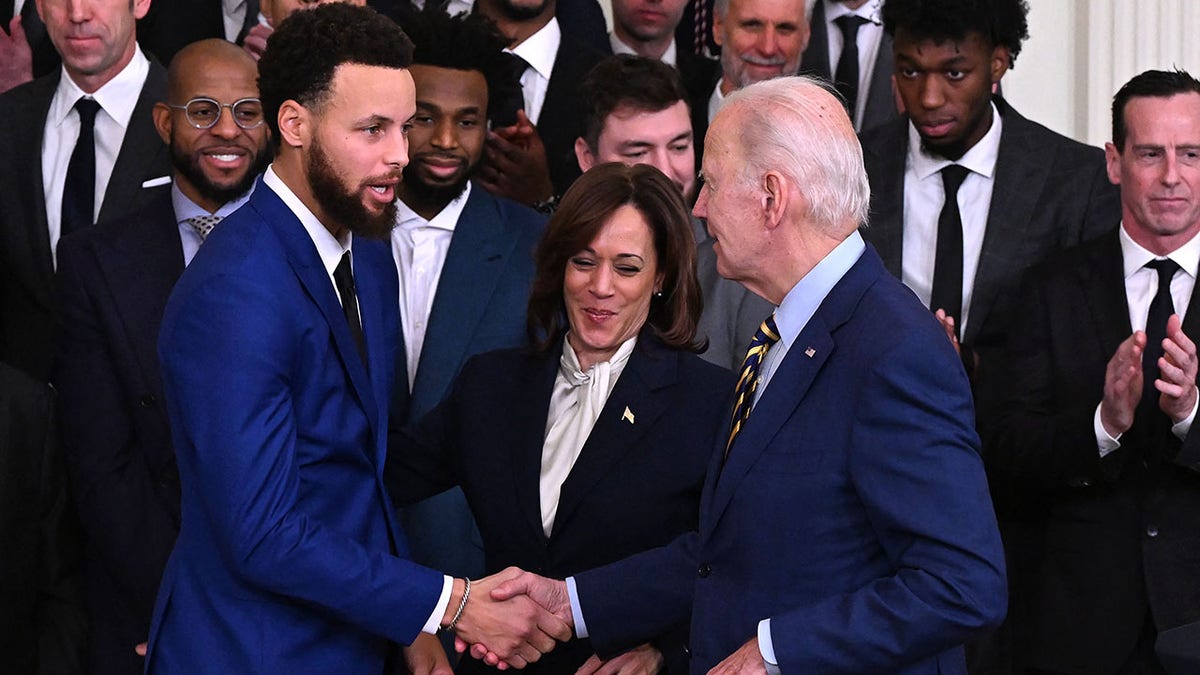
[
  {"left": 53, "top": 191, "right": 183, "bottom": 675},
  {"left": 0, "top": 57, "right": 171, "bottom": 381},
  {"left": 146, "top": 179, "right": 442, "bottom": 673},
  {"left": 575, "top": 246, "right": 1007, "bottom": 674},
  {"left": 389, "top": 332, "right": 734, "bottom": 674},
  {"left": 396, "top": 185, "right": 545, "bottom": 581}
]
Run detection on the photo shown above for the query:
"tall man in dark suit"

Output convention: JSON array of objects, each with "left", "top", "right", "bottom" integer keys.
[
  {"left": 144, "top": 6, "right": 568, "bottom": 673},
  {"left": 800, "top": 0, "right": 898, "bottom": 133},
  {"left": 390, "top": 7, "right": 546, "bottom": 586},
  {"left": 477, "top": 75, "right": 1007, "bottom": 674},
  {"left": 0, "top": 0, "right": 171, "bottom": 381},
  {"left": 53, "top": 39, "right": 270, "bottom": 675},
  {"left": 987, "top": 69, "right": 1200, "bottom": 675}
]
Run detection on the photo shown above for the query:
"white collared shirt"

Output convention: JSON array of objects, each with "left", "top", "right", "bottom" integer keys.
[
  {"left": 1094, "top": 224, "right": 1200, "bottom": 455},
  {"left": 11, "top": 0, "right": 26, "bottom": 17},
  {"left": 171, "top": 183, "right": 253, "bottom": 266},
  {"left": 508, "top": 18, "right": 561, "bottom": 125},
  {"left": 823, "top": 0, "right": 884, "bottom": 132},
  {"left": 609, "top": 33, "right": 679, "bottom": 66},
  {"left": 42, "top": 48, "right": 151, "bottom": 266},
  {"left": 261, "top": 164, "right": 456, "bottom": 633},
  {"left": 708, "top": 80, "right": 726, "bottom": 124},
  {"left": 392, "top": 183, "right": 471, "bottom": 391},
  {"left": 900, "top": 101, "right": 1003, "bottom": 336},
  {"left": 223, "top": 0, "right": 248, "bottom": 42}
]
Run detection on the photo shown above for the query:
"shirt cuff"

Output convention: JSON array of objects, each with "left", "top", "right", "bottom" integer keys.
[
  {"left": 422, "top": 575, "right": 454, "bottom": 635},
  {"left": 1095, "top": 404, "right": 1122, "bottom": 458},
  {"left": 1172, "top": 387, "right": 1199, "bottom": 440},
  {"left": 566, "top": 576, "right": 589, "bottom": 639},
  {"left": 757, "top": 619, "right": 780, "bottom": 675}
]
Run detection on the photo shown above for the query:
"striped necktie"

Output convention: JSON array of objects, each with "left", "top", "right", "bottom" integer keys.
[{"left": 726, "top": 313, "right": 780, "bottom": 458}]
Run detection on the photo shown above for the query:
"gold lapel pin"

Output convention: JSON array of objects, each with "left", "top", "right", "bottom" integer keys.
[
  {"left": 622, "top": 406, "right": 635, "bottom": 424},
  {"left": 804, "top": 347, "right": 816, "bottom": 358}
]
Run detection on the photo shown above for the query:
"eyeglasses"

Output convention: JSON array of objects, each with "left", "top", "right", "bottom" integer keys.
[{"left": 168, "top": 97, "right": 265, "bottom": 130}]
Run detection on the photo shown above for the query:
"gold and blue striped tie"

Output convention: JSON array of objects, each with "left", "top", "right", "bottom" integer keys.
[{"left": 726, "top": 313, "right": 780, "bottom": 458}]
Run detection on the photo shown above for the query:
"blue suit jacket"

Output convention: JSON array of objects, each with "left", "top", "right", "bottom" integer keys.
[
  {"left": 146, "top": 180, "right": 442, "bottom": 673},
  {"left": 575, "top": 246, "right": 1007, "bottom": 674},
  {"left": 397, "top": 185, "right": 545, "bottom": 580}
]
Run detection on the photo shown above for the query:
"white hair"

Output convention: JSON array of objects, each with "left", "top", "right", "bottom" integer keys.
[{"left": 722, "top": 75, "right": 870, "bottom": 233}]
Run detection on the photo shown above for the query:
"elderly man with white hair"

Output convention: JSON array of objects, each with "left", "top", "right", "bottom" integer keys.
[{"left": 472, "top": 75, "right": 1008, "bottom": 675}]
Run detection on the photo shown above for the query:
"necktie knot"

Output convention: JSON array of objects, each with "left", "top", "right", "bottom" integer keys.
[
  {"left": 74, "top": 97, "right": 101, "bottom": 126},
  {"left": 941, "top": 165, "right": 971, "bottom": 196},
  {"left": 186, "top": 214, "right": 223, "bottom": 242},
  {"left": 834, "top": 14, "right": 868, "bottom": 40},
  {"left": 1146, "top": 258, "right": 1180, "bottom": 288},
  {"left": 750, "top": 314, "right": 781, "bottom": 351}
]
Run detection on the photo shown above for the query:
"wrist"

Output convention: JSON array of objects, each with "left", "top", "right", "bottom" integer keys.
[{"left": 440, "top": 577, "right": 471, "bottom": 632}]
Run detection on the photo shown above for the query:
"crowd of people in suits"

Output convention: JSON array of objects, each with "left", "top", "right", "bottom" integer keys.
[{"left": 1, "top": 0, "right": 1199, "bottom": 673}]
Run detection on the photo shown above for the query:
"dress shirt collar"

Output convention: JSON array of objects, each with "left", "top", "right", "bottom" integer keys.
[
  {"left": 509, "top": 18, "right": 560, "bottom": 81},
  {"left": 395, "top": 181, "right": 471, "bottom": 234},
  {"left": 263, "top": 165, "right": 351, "bottom": 277},
  {"left": 824, "top": 0, "right": 882, "bottom": 24},
  {"left": 773, "top": 230, "right": 867, "bottom": 349},
  {"left": 907, "top": 101, "right": 1003, "bottom": 182},
  {"left": 608, "top": 33, "right": 678, "bottom": 66},
  {"left": 171, "top": 182, "right": 253, "bottom": 224},
  {"left": 48, "top": 47, "right": 149, "bottom": 131},
  {"left": 1120, "top": 222, "right": 1200, "bottom": 279}
]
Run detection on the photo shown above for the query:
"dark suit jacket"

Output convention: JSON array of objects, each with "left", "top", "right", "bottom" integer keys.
[
  {"left": 860, "top": 98, "right": 1120, "bottom": 421},
  {"left": 0, "top": 363, "right": 86, "bottom": 675},
  {"left": 395, "top": 185, "right": 546, "bottom": 580},
  {"left": 0, "top": 57, "right": 171, "bottom": 381},
  {"left": 574, "top": 245, "right": 1007, "bottom": 674},
  {"left": 146, "top": 180, "right": 441, "bottom": 673},
  {"left": 984, "top": 230, "right": 1200, "bottom": 673},
  {"left": 389, "top": 331, "right": 734, "bottom": 674},
  {"left": 679, "top": 52, "right": 719, "bottom": 169},
  {"left": 53, "top": 191, "right": 184, "bottom": 675},
  {"left": 541, "top": 38, "right": 606, "bottom": 197},
  {"left": 137, "top": 0, "right": 260, "bottom": 66},
  {"left": 798, "top": 0, "right": 898, "bottom": 134}
]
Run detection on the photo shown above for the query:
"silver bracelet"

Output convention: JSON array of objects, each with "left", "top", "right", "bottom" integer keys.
[{"left": 440, "top": 577, "right": 471, "bottom": 633}]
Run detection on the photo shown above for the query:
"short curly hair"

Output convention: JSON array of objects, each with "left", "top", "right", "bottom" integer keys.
[
  {"left": 396, "top": 5, "right": 519, "bottom": 125},
  {"left": 882, "top": 0, "right": 1029, "bottom": 66},
  {"left": 258, "top": 3, "right": 414, "bottom": 148}
]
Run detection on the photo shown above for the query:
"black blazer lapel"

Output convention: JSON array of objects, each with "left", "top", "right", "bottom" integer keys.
[
  {"left": 99, "top": 58, "right": 170, "bottom": 225},
  {"left": 510, "top": 348, "right": 562, "bottom": 541},
  {"left": 1077, "top": 232, "right": 1133, "bottom": 359}
]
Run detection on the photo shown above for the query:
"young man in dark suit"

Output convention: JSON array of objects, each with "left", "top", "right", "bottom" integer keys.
[{"left": 53, "top": 39, "right": 270, "bottom": 675}]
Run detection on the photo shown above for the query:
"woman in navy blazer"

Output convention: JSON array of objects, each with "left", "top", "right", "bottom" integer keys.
[{"left": 388, "top": 164, "right": 734, "bottom": 675}]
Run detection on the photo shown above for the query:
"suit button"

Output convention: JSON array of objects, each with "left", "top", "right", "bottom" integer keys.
[
  {"left": 1147, "top": 526, "right": 1159, "bottom": 538},
  {"left": 139, "top": 395, "right": 157, "bottom": 408},
  {"left": 697, "top": 564, "right": 711, "bottom": 578}
]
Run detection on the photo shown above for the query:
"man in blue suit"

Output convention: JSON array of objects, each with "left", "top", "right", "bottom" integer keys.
[
  {"left": 391, "top": 7, "right": 546, "bottom": 584},
  {"left": 146, "top": 6, "right": 569, "bottom": 673},
  {"left": 481, "top": 76, "right": 1007, "bottom": 673}
]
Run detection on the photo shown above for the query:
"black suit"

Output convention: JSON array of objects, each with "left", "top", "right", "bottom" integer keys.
[
  {"left": 0, "top": 56, "right": 171, "bottom": 381},
  {"left": 0, "top": 362, "right": 86, "bottom": 675},
  {"left": 388, "top": 333, "right": 734, "bottom": 674},
  {"left": 52, "top": 191, "right": 184, "bottom": 675},
  {"left": 540, "top": 38, "right": 606, "bottom": 197},
  {"left": 799, "top": 0, "right": 898, "bottom": 133},
  {"left": 137, "top": 0, "right": 260, "bottom": 65},
  {"left": 679, "top": 52, "right": 719, "bottom": 169},
  {"left": 985, "top": 230, "right": 1200, "bottom": 673}
]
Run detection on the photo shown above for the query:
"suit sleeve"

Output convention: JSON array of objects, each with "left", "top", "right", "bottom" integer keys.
[
  {"left": 770, "top": 331, "right": 1007, "bottom": 673},
  {"left": 53, "top": 240, "right": 180, "bottom": 625},
  {"left": 159, "top": 270, "right": 443, "bottom": 645}
]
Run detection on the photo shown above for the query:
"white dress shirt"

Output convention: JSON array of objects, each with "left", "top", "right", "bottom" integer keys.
[
  {"left": 171, "top": 183, "right": 253, "bottom": 266},
  {"left": 222, "top": 0, "right": 248, "bottom": 42},
  {"left": 822, "top": 0, "right": 884, "bottom": 132},
  {"left": 392, "top": 183, "right": 471, "bottom": 391},
  {"left": 42, "top": 48, "right": 151, "bottom": 266},
  {"left": 11, "top": 0, "right": 25, "bottom": 17},
  {"left": 508, "top": 18, "right": 561, "bottom": 125},
  {"left": 1094, "top": 224, "right": 1200, "bottom": 456},
  {"left": 900, "top": 102, "right": 1003, "bottom": 336},
  {"left": 609, "top": 33, "right": 679, "bottom": 66}
]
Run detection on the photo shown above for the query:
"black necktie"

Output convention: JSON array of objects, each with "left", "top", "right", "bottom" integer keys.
[
  {"left": 333, "top": 251, "right": 367, "bottom": 368},
  {"left": 833, "top": 15, "right": 868, "bottom": 121},
  {"left": 62, "top": 98, "right": 102, "bottom": 235},
  {"left": 930, "top": 165, "right": 971, "bottom": 340},
  {"left": 492, "top": 52, "right": 528, "bottom": 128},
  {"left": 1142, "top": 258, "right": 1180, "bottom": 412},
  {"left": 726, "top": 314, "right": 780, "bottom": 459}
]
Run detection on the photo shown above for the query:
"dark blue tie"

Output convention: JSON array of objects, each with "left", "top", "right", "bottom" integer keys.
[{"left": 726, "top": 313, "right": 780, "bottom": 458}]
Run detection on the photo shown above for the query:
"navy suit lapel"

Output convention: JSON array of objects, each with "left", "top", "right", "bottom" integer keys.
[
  {"left": 860, "top": 122, "right": 907, "bottom": 278},
  {"left": 98, "top": 59, "right": 170, "bottom": 225},
  {"left": 412, "top": 188, "right": 517, "bottom": 410},
  {"left": 255, "top": 184, "right": 382, "bottom": 448},
  {"left": 967, "top": 100, "right": 1052, "bottom": 345},
  {"left": 551, "top": 336, "right": 676, "bottom": 538},
  {"left": 511, "top": 347, "right": 562, "bottom": 541}
]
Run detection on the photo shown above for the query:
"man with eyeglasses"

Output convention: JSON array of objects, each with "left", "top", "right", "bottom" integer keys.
[{"left": 52, "top": 38, "right": 270, "bottom": 675}]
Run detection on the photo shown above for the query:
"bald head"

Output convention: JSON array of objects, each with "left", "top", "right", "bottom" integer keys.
[{"left": 168, "top": 39, "right": 258, "bottom": 102}]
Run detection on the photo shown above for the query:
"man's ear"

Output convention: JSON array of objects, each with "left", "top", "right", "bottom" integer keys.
[
  {"left": 152, "top": 102, "right": 173, "bottom": 146},
  {"left": 278, "top": 99, "right": 308, "bottom": 149},
  {"left": 761, "top": 171, "right": 788, "bottom": 229},
  {"left": 574, "top": 137, "right": 596, "bottom": 173}
]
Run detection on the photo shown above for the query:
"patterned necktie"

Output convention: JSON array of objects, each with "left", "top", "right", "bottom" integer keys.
[
  {"left": 930, "top": 165, "right": 971, "bottom": 340},
  {"left": 1142, "top": 258, "right": 1180, "bottom": 413},
  {"left": 62, "top": 98, "right": 102, "bottom": 235},
  {"left": 726, "top": 313, "right": 780, "bottom": 458},
  {"left": 185, "top": 214, "right": 222, "bottom": 242}
]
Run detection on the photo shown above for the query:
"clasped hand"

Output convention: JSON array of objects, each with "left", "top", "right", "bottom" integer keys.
[{"left": 452, "top": 567, "right": 574, "bottom": 669}]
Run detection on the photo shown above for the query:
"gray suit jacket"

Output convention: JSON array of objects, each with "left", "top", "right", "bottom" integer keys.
[{"left": 694, "top": 225, "right": 774, "bottom": 371}]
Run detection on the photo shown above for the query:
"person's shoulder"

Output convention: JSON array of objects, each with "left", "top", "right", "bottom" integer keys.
[
  {"left": 478, "top": 187, "right": 548, "bottom": 234},
  {"left": 998, "top": 97, "right": 1106, "bottom": 163},
  {"left": 858, "top": 116, "right": 909, "bottom": 154},
  {"left": 0, "top": 70, "right": 57, "bottom": 118}
]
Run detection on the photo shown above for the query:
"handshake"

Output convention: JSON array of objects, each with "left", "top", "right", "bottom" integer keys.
[{"left": 443, "top": 567, "right": 572, "bottom": 670}]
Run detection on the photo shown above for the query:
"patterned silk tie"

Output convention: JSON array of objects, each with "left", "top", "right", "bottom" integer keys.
[
  {"left": 185, "top": 214, "right": 223, "bottom": 242},
  {"left": 726, "top": 313, "right": 780, "bottom": 458}
]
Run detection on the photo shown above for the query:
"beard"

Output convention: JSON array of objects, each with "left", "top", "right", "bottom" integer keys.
[
  {"left": 171, "top": 138, "right": 270, "bottom": 206},
  {"left": 919, "top": 137, "right": 970, "bottom": 162},
  {"left": 498, "top": 0, "right": 549, "bottom": 21},
  {"left": 307, "top": 136, "right": 398, "bottom": 240},
  {"left": 401, "top": 157, "right": 477, "bottom": 212}
]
